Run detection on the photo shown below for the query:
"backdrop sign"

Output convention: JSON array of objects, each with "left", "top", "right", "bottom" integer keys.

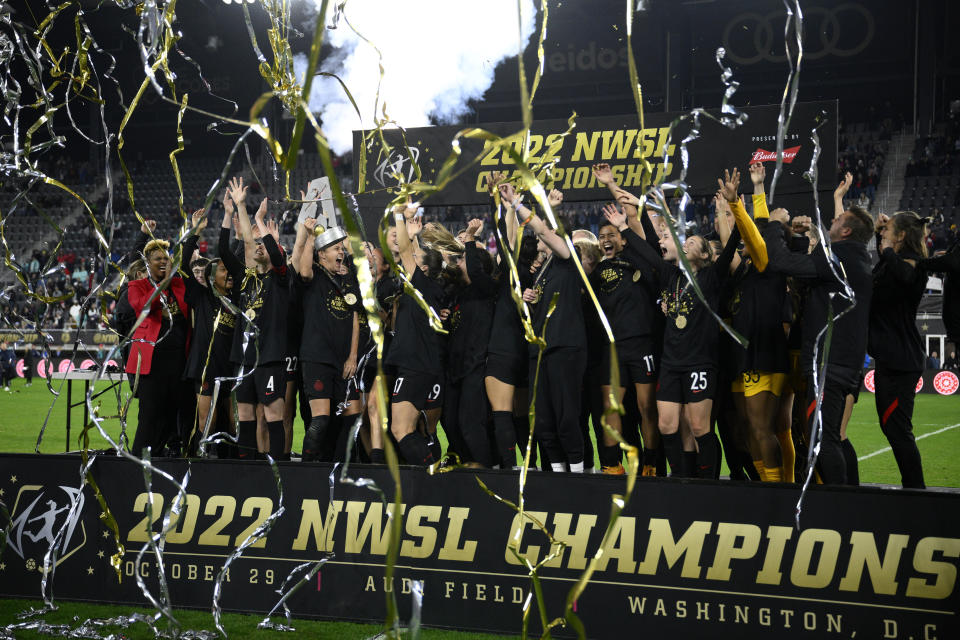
[
  {"left": 0, "top": 329, "right": 119, "bottom": 348},
  {"left": 352, "top": 101, "right": 837, "bottom": 208},
  {"left": 2, "top": 455, "right": 957, "bottom": 639}
]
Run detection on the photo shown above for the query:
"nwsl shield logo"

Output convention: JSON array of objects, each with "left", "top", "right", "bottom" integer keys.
[{"left": 7, "top": 485, "right": 87, "bottom": 569}]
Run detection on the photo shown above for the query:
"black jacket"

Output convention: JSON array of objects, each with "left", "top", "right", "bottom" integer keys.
[
  {"left": 920, "top": 240, "right": 959, "bottom": 345},
  {"left": 765, "top": 224, "right": 873, "bottom": 375},
  {"left": 869, "top": 248, "right": 925, "bottom": 372}
]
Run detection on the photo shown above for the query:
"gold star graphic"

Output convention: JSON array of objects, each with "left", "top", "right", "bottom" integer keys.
[
  {"left": 922, "top": 323, "right": 930, "bottom": 331},
  {"left": 0, "top": 488, "right": 4, "bottom": 497},
  {"left": 87, "top": 567, "right": 94, "bottom": 575},
  {"left": 97, "top": 551, "right": 104, "bottom": 559},
  {"left": 0, "top": 562, "right": 6, "bottom": 571},
  {"left": 102, "top": 531, "right": 109, "bottom": 539},
  {"left": 9, "top": 475, "right": 16, "bottom": 484}
]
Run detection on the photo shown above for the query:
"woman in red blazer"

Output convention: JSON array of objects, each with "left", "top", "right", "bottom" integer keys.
[{"left": 122, "top": 216, "right": 199, "bottom": 457}]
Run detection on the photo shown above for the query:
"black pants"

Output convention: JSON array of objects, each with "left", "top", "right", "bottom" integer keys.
[
  {"left": 24, "top": 359, "right": 33, "bottom": 383},
  {"left": 806, "top": 366, "right": 860, "bottom": 485},
  {"left": 874, "top": 367, "right": 926, "bottom": 489},
  {"left": 444, "top": 367, "right": 493, "bottom": 466},
  {"left": 530, "top": 347, "right": 587, "bottom": 466},
  {"left": 579, "top": 363, "right": 603, "bottom": 469},
  {"left": 131, "top": 350, "right": 185, "bottom": 457}
]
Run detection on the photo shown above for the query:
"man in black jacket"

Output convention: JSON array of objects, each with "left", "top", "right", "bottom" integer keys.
[{"left": 764, "top": 174, "right": 874, "bottom": 484}]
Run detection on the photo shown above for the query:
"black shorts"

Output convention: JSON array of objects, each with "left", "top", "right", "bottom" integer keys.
[
  {"left": 601, "top": 336, "right": 658, "bottom": 386},
  {"left": 283, "top": 355, "right": 299, "bottom": 386},
  {"left": 485, "top": 352, "right": 528, "bottom": 388},
  {"left": 197, "top": 347, "right": 235, "bottom": 397},
  {"left": 235, "top": 362, "right": 285, "bottom": 406},
  {"left": 657, "top": 366, "right": 717, "bottom": 404},
  {"left": 302, "top": 361, "right": 359, "bottom": 402},
  {"left": 391, "top": 369, "right": 443, "bottom": 411}
]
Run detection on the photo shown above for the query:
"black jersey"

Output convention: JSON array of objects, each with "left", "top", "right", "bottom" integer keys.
[
  {"left": 765, "top": 230, "right": 873, "bottom": 374},
  {"left": 726, "top": 222, "right": 790, "bottom": 374},
  {"left": 920, "top": 240, "right": 960, "bottom": 345},
  {"left": 219, "top": 232, "right": 290, "bottom": 366},
  {"left": 527, "top": 254, "right": 586, "bottom": 356},
  {"left": 622, "top": 228, "right": 737, "bottom": 369},
  {"left": 590, "top": 256, "right": 659, "bottom": 341},
  {"left": 385, "top": 268, "right": 446, "bottom": 376},
  {"left": 447, "top": 244, "right": 497, "bottom": 381},
  {"left": 296, "top": 264, "right": 357, "bottom": 366},
  {"left": 184, "top": 234, "right": 236, "bottom": 380},
  {"left": 869, "top": 248, "right": 926, "bottom": 371},
  {"left": 487, "top": 220, "right": 530, "bottom": 360}
]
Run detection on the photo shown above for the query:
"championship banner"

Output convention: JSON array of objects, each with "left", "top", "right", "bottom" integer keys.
[
  {"left": 2, "top": 454, "right": 958, "bottom": 639},
  {"left": 352, "top": 101, "right": 838, "bottom": 208}
]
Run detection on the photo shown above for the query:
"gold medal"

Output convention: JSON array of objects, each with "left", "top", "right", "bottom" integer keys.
[
  {"left": 632, "top": 271, "right": 642, "bottom": 282},
  {"left": 675, "top": 314, "right": 687, "bottom": 329},
  {"left": 344, "top": 293, "right": 357, "bottom": 306},
  {"left": 245, "top": 308, "right": 256, "bottom": 320}
]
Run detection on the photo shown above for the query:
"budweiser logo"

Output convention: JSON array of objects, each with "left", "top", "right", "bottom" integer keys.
[{"left": 750, "top": 145, "right": 801, "bottom": 163}]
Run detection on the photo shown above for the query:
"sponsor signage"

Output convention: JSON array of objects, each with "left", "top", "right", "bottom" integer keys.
[
  {"left": 862, "top": 369, "right": 958, "bottom": 396},
  {"left": 1, "top": 454, "right": 958, "bottom": 638},
  {"left": 352, "top": 101, "right": 838, "bottom": 208}
]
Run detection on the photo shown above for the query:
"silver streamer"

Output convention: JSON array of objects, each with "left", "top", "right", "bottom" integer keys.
[{"left": 768, "top": 0, "right": 804, "bottom": 203}]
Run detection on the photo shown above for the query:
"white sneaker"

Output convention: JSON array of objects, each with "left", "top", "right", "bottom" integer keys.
[{"left": 3, "top": 386, "right": 9, "bottom": 391}]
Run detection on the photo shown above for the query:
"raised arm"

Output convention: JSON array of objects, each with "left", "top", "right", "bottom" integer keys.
[
  {"left": 227, "top": 176, "right": 256, "bottom": 267},
  {"left": 713, "top": 193, "right": 742, "bottom": 274},
  {"left": 486, "top": 172, "right": 516, "bottom": 251},
  {"left": 296, "top": 218, "right": 317, "bottom": 281},
  {"left": 498, "top": 183, "right": 570, "bottom": 260},
  {"left": 394, "top": 200, "right": 422, "bottom": 274},
  {"left": 720, "top": 167, "right": 768, "bottom": 271},
  {"left": 218, "top": 205, "right": 245, "bottom": 280},
  {"left": 834, "top": 171, "right": 853, "bottom": 223},
  {"left": 462, "top": 218, "right": 498, "bottom": 296}
]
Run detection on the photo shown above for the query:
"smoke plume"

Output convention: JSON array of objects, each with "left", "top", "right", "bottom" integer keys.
[{"left": 295, "top": 0, "right": 537, "bottom": 155}]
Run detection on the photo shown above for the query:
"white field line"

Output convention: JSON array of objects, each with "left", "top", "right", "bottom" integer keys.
[{"left": 858, "top": 422, "right": 960, "bottom": 462}]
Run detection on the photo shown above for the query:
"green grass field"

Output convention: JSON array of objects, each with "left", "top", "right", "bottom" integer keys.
[
  {"left": 1, "top": 378, "right": 958, "bottom": 485},
  {"left": 1, "top": 380, "right": 958, "bottom": 637}
]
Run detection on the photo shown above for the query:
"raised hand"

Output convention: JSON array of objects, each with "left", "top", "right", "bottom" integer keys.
[
  {"left": 485, "top": 171, "right": 506, "bottom": 197},
  {"left": 222, "top": 189, "right": 234, "bottom": 216},
  {"left": 547, "top": 188, "right": 563, "bottom": 208},
  {"left": 140, "top": 219, "right": 157, "bottom": 235},
  {"left": 835, "top": 171, "right": 853, "bottom": 201},
  {"left": 771, "top": 208, "right": 791, "bottom": 226},
  {"left": 602, "top": 203, "right": 626, "bottom": 229},
  {"left": 498, "top": 182, "right": 517, "bottom": 206},
  {"left": 464, "top": 218, "right": 483, "bottom": 240},
  {"left": 749, "top": 162, "right": 765, "bottom": 187},
  {"left": 717, "top": 168, "right": 740, "bottom": 203},
  {"left": 266, "top": 219, "right": 280, "bottom": 243},
  {"left": 191, "top": 208, "right": 207, "bottom": 234},
  {"left": 254, "top": 198, "right": 269, "bottom": 225},
  {"left": 227, "top": 176, "right": 247, "bottom": 210},
  {"left": 592, "top": 163, "right": 614, "bottom": 185},
  {"left": 876, "top": 212, "right": 890, "bottom": 232},
  {"left": 303, "top": 217, "right": 318, "bottom": 233},
  {"left": 613, "top": 187, "right": 640, "bottom": 208}
]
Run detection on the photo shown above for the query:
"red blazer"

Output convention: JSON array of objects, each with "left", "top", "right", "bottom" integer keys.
[{"left": 124, "top": 277, "right": 191, "bottom": 376}]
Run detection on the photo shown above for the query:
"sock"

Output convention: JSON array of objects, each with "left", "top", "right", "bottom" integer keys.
[
  {"left": 752, "top": 460, "right": 768, "bottom": 481},
  {"left": 841, "top": 439, "right": 860, "bottom": 486},
  {"left": 569, "top": 461, "right": 584, "bottom": 473},
  {"left": 267, "top": 420, "right": 285, "bottom": 460},
  {"left": 694, "top": 433, "right": 719, "bottom": 480},
  {"left": 777, "top": 429, "right": 796, "bottom": 482},
  {"left": 426, "top": 432, "right": 442, "bottom": 461},
  {"left": 681, "top": 452, "right": 697, "bottom": 478},
  {"left": 237, "top": 420, "right": 257, "bottom": 459},
  {"left": 302, "top": 416, "right": 329, "bottom": 462},
  {"left": 655, "top": 443, "right": 668, "bottom": 476},
  {"left": 661, "top": 432, "right": 682, "bottom": 476},
  {"left": 642, "top": 448, "right": 657, "bottom": 468},
  {"left": 551, "top": 462, "right": 566, "bottom": 472},
  {"left": 492, "top": 411, "right": 517, "bottom": 468},
  {"left": 515, "top": 416, "right": 536, "bottom": 467},
  {"left": 398, "top": 432, "right": 434, "bottom": 466},
  {"left": 370, "top": 448, "right": 385, "bottom": 464},
  {"left": 764, "top": 466, "right": 783, "bottom": 482},
  {"left": 599, "top": 444, "right": 621, "bottom": 468}
]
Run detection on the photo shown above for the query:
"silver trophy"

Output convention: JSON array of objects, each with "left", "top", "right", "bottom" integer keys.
[{"left": 298, "top": 177, "right": 347, "bottom": 249}]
